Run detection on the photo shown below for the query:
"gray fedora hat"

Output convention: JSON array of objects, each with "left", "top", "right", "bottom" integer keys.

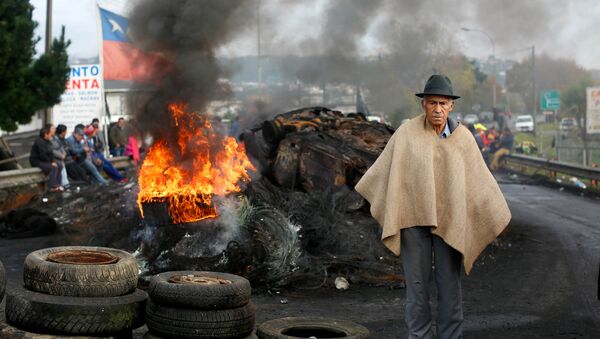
[{"left": 415, "top": 74, "right": 460, "bottom": 99}]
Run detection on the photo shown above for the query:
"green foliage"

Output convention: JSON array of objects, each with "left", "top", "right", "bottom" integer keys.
[
  {"left": 561, "top": 75, "right": 594, "bottom": 119},
  {"left": 506, "top": 54, "right": 590, "bottom": 114},
  {"left": 0, "top": 0, "right": 70, "bottom": 131}
]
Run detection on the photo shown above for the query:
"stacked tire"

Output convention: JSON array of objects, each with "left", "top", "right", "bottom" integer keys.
[
  {"left": 145, "top": 271, "right": 256, "bottom": 339},
  {"left": 5, "top": 246, "right": 147, "bottom": 336}
]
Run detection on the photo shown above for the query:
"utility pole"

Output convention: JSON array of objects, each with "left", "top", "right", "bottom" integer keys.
[
  {"left": 532, "top": 45, "right": 537, "bottom": 133},
  {"left": 44, "top": 0, "right": 53, "bottom": 125}
]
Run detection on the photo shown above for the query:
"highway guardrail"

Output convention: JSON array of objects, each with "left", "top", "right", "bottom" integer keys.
[{"left": 503, "top": 154, "right": 600, "bottom": 181}]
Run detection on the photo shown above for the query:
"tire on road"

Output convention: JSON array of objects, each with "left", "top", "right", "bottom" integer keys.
[
  {"left": 145, "top": 299, "right": 255, "bottom": 339},
  {"left": 257, "top": 317, "right": 371, "bottom": 339},
  {"left": 0, "top": 259, "right": 6, "bottom": 303},
  {"left": 23, "top": 246, "right": 139, "bottom": 297},
  {"left": 148, "top": 270, "right": 251, "bottom": 309},
  {"left": 143, "top": 330, "right": 259, "bottom": 339},
  {"left": 6, "top": 285, "right": 147, "bottom": 335}
]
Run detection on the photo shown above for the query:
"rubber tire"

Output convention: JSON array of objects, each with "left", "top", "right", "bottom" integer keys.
[
  {"left": 145, "top": 299, "right": 256, "bottom": 339},
  {"left": 23, "top": 246, "right": 139, "bottom": 297},
  {"left": 148, "top": 271, "right": 251, "bottom": 309},
  {"left": 0, "top": 259, "right": 5, "bottom": 303},
  {"left": 6, "top": 285, "right": 147, "bottom": 335},
  {"left": 257, "top": 317, "right": 371, "bottom": 339},
  {"left": 144, "top": 329, "right": 259, "bottom": 339}
]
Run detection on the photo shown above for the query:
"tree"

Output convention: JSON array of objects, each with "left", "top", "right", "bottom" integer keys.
[
  {"left": 0, "top": 0, "right": 70, "bottom": 132},
  {"left": 506, "top": 54, "right": 589, "bottom": 114}
]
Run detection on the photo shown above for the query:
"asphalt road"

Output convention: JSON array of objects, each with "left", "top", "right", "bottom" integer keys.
[
  {"left": 1, "top": 176, "right": 599, "bottom": 338},
  {"left": 250, "top": 179, "right": 600, "bottom": 338}
]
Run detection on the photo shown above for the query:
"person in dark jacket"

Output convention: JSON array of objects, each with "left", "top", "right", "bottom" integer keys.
[
  {"left": 55, "top": 124, "right": 89, "bottom": 183},
  {"left": 109, "top": 117, "right": 128, "bottom": 156},
  {"left": 29, "top": 124, "right": 63, "bottom": 192}
]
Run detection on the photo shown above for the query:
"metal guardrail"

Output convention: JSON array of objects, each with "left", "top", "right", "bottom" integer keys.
[
  {"left": 503, "top": 154, "right": 600, "bottom": 181},
  {"left": 0, "top": 156, "right": 134, "bottom": 190}
]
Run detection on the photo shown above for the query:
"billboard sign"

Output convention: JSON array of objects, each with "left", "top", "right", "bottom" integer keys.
[
  {"left": 586, "top": 87, "right": 600, "bottom": 134},
  {"left": 52, "top": 64, "right": 104, "bottom": 132}
]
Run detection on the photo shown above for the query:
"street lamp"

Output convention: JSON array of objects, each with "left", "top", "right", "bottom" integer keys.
[{"left": 461, "top": 27, "right": 496, "bottom": 110}]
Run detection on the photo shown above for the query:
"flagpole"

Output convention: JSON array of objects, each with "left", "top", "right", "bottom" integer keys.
[{"left": 96, "top": 2, "right": 110, "bottom": 156}]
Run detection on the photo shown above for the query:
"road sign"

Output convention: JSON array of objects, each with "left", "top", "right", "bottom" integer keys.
[{"left": 541, "top": 90, "right": 560, "bottom": 110}]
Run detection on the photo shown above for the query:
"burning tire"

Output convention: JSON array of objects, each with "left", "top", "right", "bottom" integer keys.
[
  {"left": 23, "top": 246, "right": 139, "bottom": 297},
  {"left": 148, "top": 270, "right": 251, "bottom": 309},
  {"left": 0, "top": 259, "right": 6, "bottom": 303},
  {"left": 6, "top": 285, "right": 147, "bottom": 335},
  {"left": 145, "top": 299, "right": 256, "bottom": 339},
  {"left": 257, "top": 317, "right": 371, "bottom": 339}
]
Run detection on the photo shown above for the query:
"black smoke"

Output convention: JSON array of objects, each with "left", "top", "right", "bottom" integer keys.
[{"left": 127, "top": 0, "right": 255, "bottom": 143}]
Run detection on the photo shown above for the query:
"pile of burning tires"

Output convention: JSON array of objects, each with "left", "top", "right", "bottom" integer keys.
[
  {"left": 5, "top": 246, "right": 147, "bottom": 336},
  {"left": 145, "top": 271, "right": 256, "bottom": 339}
]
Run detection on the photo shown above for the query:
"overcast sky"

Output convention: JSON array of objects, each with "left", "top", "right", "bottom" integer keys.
[{"left": 30, "top": 0, "right": 600, "bottom": 70}]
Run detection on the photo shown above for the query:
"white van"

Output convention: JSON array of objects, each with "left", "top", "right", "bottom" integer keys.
[{"left": 514, "top": 115, "right": 534, "bottom": 132}]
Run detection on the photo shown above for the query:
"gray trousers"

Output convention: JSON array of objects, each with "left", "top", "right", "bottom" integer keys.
[{"left": 401, "top": 226, "right": 463, "bottom": 339}]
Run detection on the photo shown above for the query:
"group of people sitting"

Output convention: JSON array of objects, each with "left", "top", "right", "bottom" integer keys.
[
  {"left": 467, "top": 123, "right": 515, "bottom": 172},
  {"left": 29, "top": 118, "right": 136, "bottom": 192}
]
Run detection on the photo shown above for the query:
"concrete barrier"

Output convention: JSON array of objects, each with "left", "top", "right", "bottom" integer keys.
[{"left": 0, "top": 156, "right": 134, "bottom": 190}]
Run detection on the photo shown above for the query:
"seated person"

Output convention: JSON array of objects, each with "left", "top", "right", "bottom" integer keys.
[
  {"left": 55, "top": 124, "right": 89, "bottom": 183},
  {"left": 490, "top": 128, "right": 515, "bottom": 171},
  {"left": 84, "top": 125, "right": 127, "bottom": 182},
  {"left": 66, "top": 127, "right": 108, "bottom": 185},
  {"left": 29, "top": 124, "right": 63, "bottom": 192}
]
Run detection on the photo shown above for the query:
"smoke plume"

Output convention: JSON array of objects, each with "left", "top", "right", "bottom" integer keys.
[
  {"left": 127, "top": 0, "right": 255, "bottom": 143},
  {"left": 126, "top": 0, "right": 568, "bottom": 130}
]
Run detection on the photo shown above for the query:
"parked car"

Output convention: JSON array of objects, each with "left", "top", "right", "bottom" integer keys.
[
  {"left": 463, "top": 114, "right": 479, "bottom": 125},
  {"left": 514, "top": 115, "right": 534, "bottom": 132},
  {"left": 559, "top": 117, "right": 577, "bottom": 131}
]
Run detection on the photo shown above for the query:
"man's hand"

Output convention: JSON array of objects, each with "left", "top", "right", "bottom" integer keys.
[{"left": 51, "top": 162, "right": 57, "bottom": 167}]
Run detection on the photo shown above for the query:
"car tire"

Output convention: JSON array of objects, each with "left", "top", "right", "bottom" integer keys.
[
  {"left": 145, "top": 299, "right": 255, "bottom": 339},
  {"left": 148, "top": 270, "right": 251, "bottom": 309},
  {"left": 143, "top": 329, "right": 259, "bottom": 339},
  {"left": 257, "top": 317, "right": 371, "bottom": 339},
  {"left": 23, "top": 246, "right": 139, "bottom": 297},
  {"left": 6, "top": 285, "right": 147, "bottom": 335}
]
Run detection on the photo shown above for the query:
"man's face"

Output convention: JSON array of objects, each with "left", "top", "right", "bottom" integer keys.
[
  {"left": 118, "top": 119, "right": 125, "bottom": 128},
  {"left": 422, "top": 95, "right": 454, "bottom": 128}
]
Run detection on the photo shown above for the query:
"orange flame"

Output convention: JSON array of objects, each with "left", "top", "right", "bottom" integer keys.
[{"left": 137, "top": 103, "right": 255, "bottom": 224}]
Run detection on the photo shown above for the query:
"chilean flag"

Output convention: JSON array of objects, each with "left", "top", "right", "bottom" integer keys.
[{"left": 99, "top": 7, "right": 167, "bottom": 82}]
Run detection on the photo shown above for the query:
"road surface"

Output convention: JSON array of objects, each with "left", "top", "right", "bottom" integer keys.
[{"left": 0, "top": 176, "right": 599, "bottom": 338}]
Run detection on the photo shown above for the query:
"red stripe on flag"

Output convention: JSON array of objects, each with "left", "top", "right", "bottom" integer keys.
[{"left": 103, "top": 41, "right": 169, "bottom": 82}]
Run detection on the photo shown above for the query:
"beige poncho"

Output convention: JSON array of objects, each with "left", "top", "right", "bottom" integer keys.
[{"left": 355, "top": 114, "right": 511, "bottom": 273}]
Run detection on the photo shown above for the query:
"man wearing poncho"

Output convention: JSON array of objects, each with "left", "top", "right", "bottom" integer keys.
[{"left": 355, "top": 75, "right": 511, "bottom": 339}]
